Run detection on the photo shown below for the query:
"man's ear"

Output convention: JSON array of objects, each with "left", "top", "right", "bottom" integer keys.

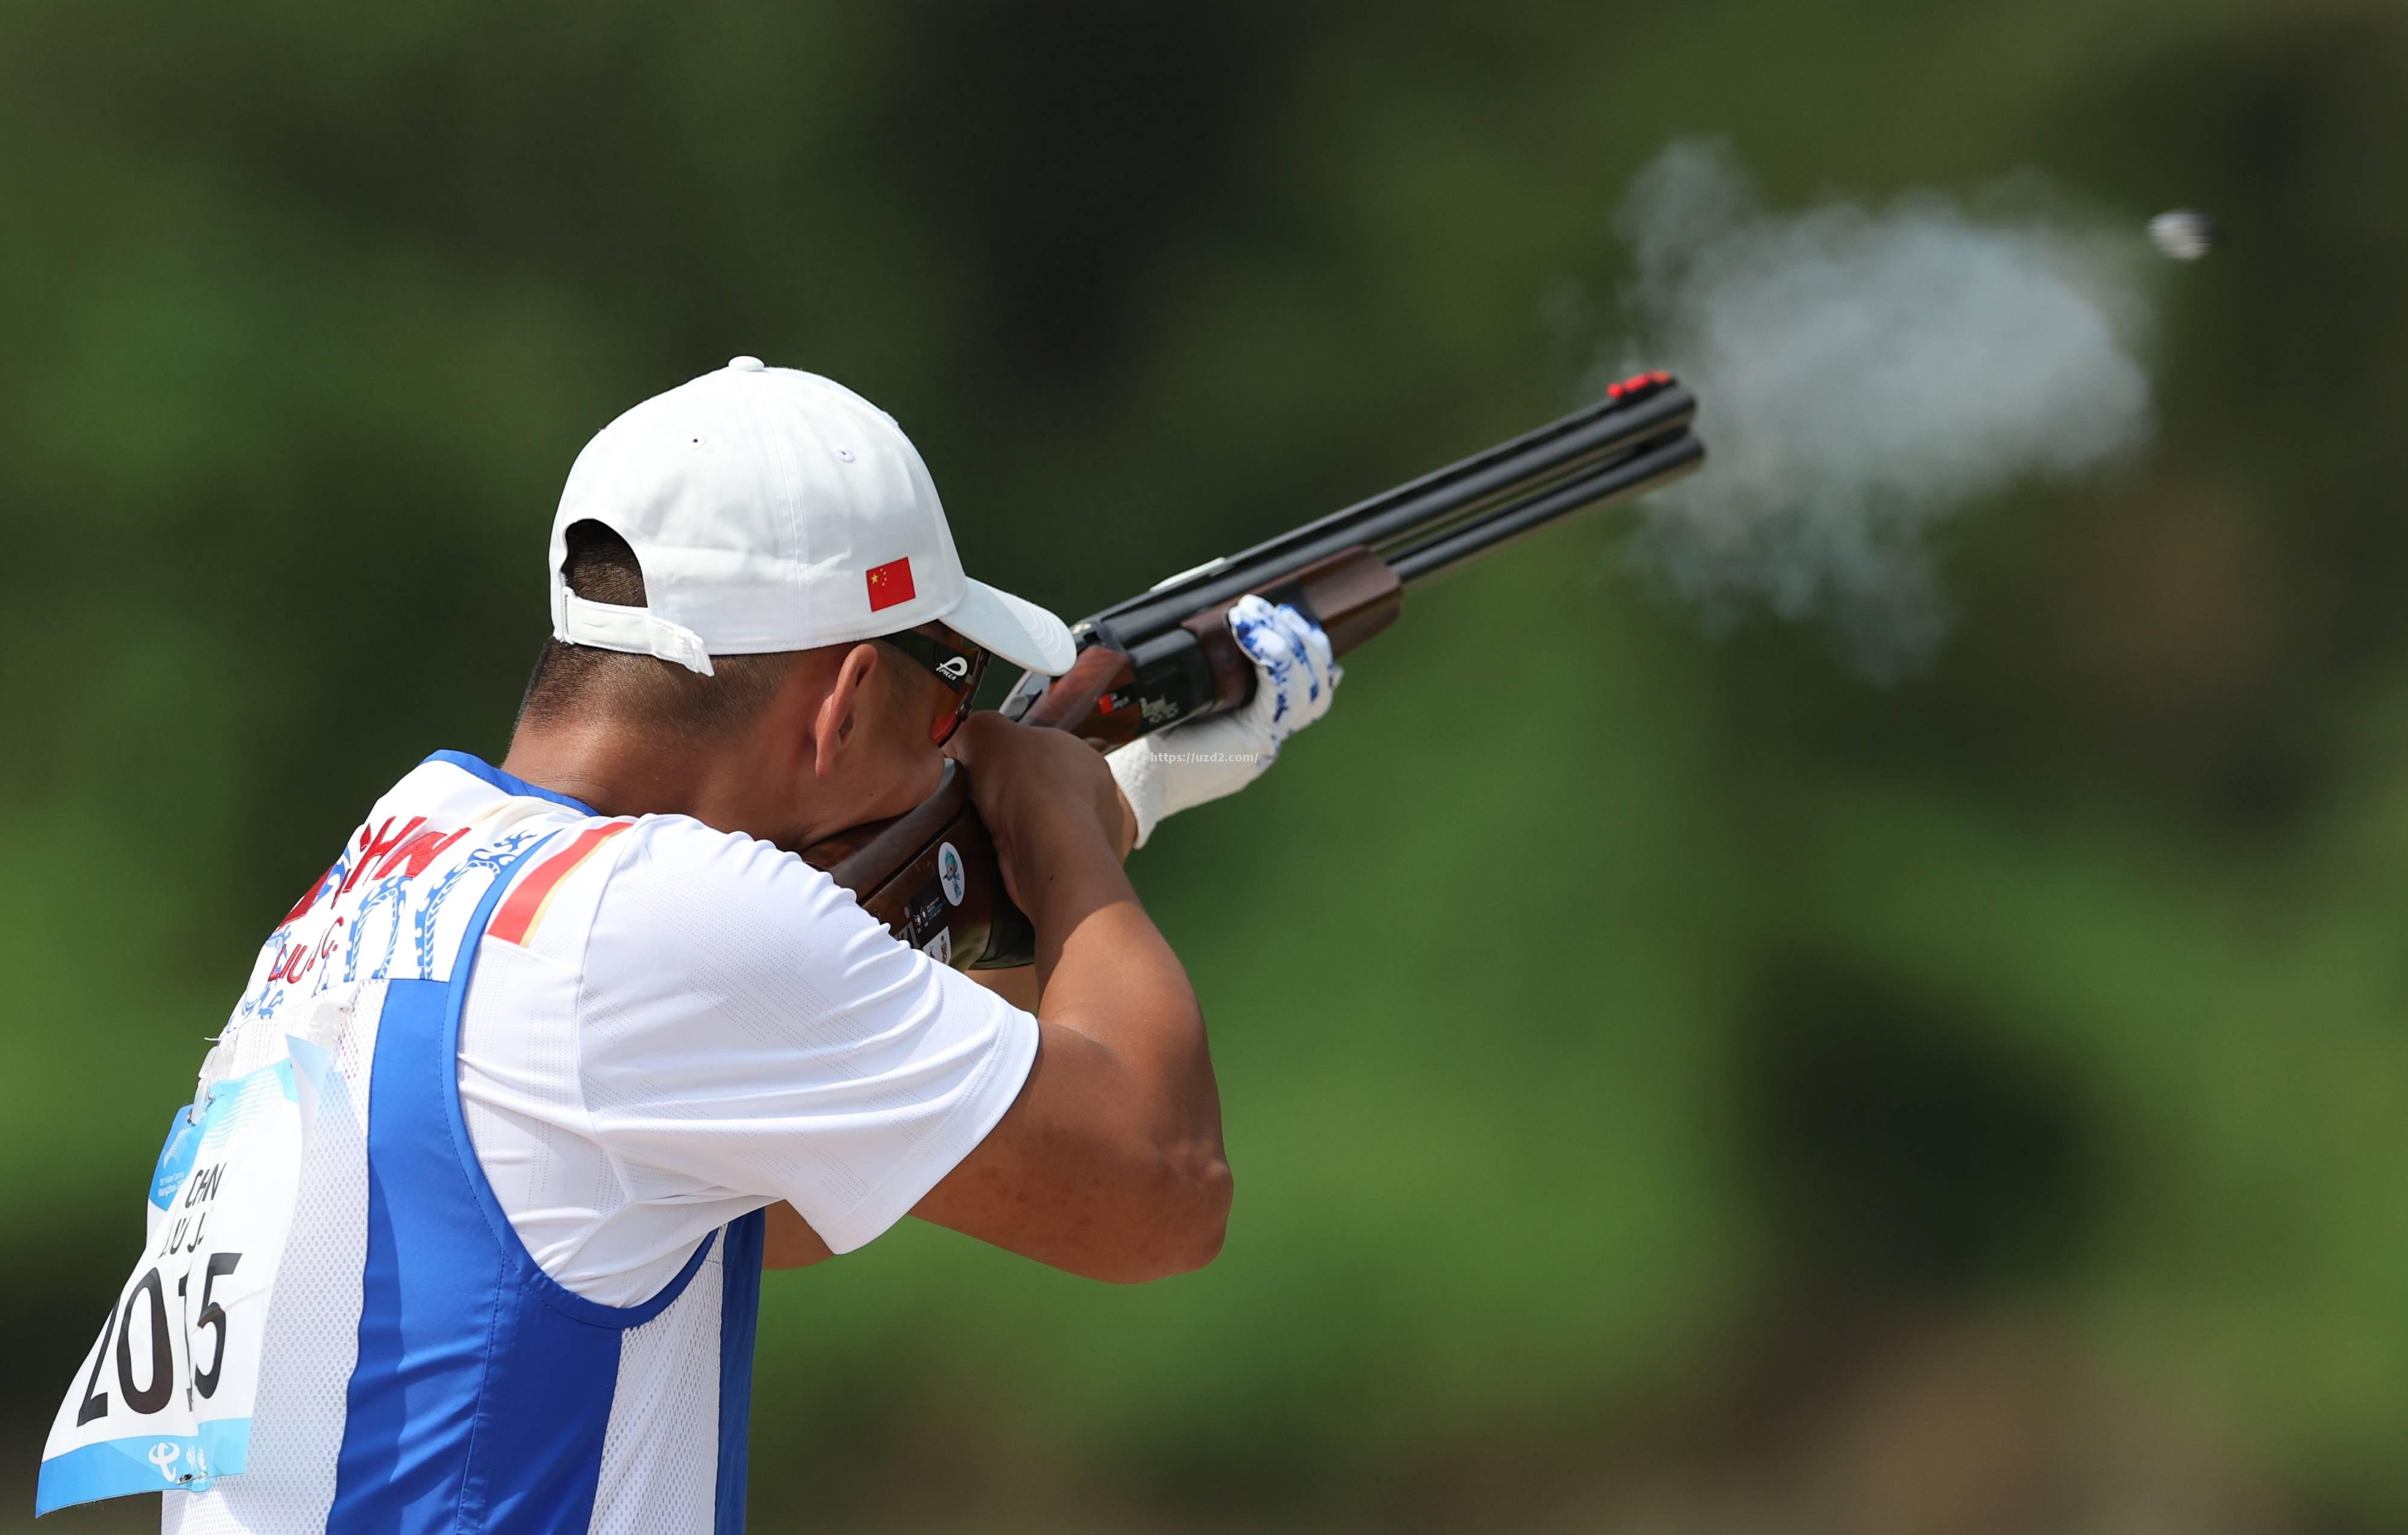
[{"left": 813, "top": 643, "right": 883, "bottom": 780}]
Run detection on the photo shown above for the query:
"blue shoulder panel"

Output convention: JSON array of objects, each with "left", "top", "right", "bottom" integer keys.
[{"left": 330, "top": 836, "right": 714, "bottom": 1534}]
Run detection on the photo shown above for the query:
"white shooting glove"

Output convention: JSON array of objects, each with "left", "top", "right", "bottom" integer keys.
[{"left": 1107, "top": 594, "right": 1342, "bottom": 849}]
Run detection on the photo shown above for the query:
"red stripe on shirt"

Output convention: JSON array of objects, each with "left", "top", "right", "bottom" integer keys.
[{"left": 488, "top": 822, "right": 631, "bottom": 947}]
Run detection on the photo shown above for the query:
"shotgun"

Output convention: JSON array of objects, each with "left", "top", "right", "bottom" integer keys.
[{"left": 801, "top": 372, "right": 1705, "bottom": 969}]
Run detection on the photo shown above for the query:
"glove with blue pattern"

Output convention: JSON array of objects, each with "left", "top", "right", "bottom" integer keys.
[{"left": 1106, "top": 594, "right": 1341, "bottom": 849}]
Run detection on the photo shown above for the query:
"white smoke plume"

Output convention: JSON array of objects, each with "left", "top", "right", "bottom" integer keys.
[{"left": 1605, "top": 141, "right": 2154, "bottom": 680}]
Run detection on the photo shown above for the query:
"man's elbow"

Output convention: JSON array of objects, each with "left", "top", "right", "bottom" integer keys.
[
  {"left": 1168, "top": 1152, "right": 1234, "bottom": 1275},
  {"left": 1098, "top": 1151, "right": 1232, "bottom": 1284}
]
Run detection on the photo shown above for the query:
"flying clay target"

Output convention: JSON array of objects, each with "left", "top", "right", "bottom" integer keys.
[{"left": 2148, "top": 210, "right": 2218, "bottom": 261}]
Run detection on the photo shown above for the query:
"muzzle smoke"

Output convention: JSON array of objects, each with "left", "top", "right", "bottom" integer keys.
[{"left": 1604, "top": 141, "right": 2154, "bottom": 679}]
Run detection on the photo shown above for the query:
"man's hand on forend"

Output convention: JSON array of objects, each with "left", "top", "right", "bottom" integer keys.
[{"left": 1107, "top": 595, "right": 1341, "bottom": 849}]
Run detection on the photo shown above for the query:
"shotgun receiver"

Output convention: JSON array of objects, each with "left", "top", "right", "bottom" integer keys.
[{"left": 800, "top": 372, "right": 1704, "bottom": 969}]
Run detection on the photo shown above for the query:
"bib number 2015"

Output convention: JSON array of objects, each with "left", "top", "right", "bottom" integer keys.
[
  {"left": 75, "top": 1251, "right": 242, "bottom": 1425},
  {"left": 38, "top": 1059, "right": 304, "bottom": 1513}
]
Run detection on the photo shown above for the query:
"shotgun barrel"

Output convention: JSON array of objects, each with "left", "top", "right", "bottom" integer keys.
[
  {"left": 1387, "top": 427, "right": 1704, "bottom": 584},
  {"left": 1079, "top": 375, "right": 1695, "bottom": 651},
  {"left": 994, "top": 372, "right": 1701, "bottom": 742}
]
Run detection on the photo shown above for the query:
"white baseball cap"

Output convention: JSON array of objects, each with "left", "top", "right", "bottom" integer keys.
[{"left": 548, "top": 357, "right": 1077, "bottom": 677}]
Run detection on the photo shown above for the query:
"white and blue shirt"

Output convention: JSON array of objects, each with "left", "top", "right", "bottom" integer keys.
[{"left": 42, "top": 752, "right": 1038, "bottom": 1534}]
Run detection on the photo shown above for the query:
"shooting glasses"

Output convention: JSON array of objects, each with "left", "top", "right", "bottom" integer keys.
[{"left": 881, "top": 623, "right": 989, "bottom": 744}]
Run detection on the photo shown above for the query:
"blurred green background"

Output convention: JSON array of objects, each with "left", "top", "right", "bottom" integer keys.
[{"left": 8, "top": 0, "right": 2408, "bottom": 1530}]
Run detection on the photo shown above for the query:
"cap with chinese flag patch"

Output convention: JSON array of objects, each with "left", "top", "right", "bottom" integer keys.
[{"left": 547, "top": 357, "right": 1076, "bottom": 677}]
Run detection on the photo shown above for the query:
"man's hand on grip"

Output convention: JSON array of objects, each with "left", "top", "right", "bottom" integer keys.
[{"left": 944, "top": 713, "right": 1138, "bottom": 913}]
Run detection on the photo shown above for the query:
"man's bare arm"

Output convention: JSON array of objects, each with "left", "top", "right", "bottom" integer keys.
[
  {"left": 909, "top": 716, "right": 1228, "bottom": 1283},
  {"left": 765, "top": 724, "right": 1218, "bottom": 1280}
]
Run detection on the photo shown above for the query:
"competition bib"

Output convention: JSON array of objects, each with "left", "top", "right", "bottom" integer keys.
[{"left": 36, "top": 1039, "right": 321, "bottom": 1512}]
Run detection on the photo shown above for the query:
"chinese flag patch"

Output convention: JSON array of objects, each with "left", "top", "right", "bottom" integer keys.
[{"left": 865, "top": 557, "right": 915, "bottom": 612}]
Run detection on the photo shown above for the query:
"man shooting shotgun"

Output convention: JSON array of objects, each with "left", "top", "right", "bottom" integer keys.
[{"left": 39, "top": 355, "right": 1699, "bottom": 1531}]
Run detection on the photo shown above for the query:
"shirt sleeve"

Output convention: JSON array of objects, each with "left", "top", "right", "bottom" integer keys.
[{"left": 570, "top": 814, "right": 1038, "bottom": 1255}]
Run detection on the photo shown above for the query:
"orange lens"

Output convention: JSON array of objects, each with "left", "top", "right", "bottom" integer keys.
[{"left": 887, "top": 625, "right": 986, "bottom": 745}]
